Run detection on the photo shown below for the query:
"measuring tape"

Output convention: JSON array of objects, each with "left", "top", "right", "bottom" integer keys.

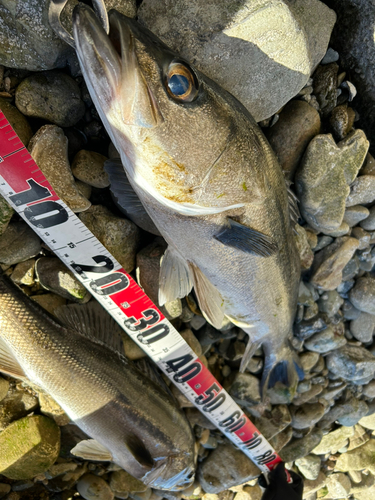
[{"left": 0, "top": 111, "right": 287, "bottom": 480}]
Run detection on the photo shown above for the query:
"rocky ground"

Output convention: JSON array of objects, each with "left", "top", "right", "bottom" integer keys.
[{"left": 0, "top": 0, "right": 375, "bottom": 499}]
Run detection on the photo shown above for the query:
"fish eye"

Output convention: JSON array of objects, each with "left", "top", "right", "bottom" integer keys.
[{"left": 166, "top": 62, "right": 199, "bottom": 102}]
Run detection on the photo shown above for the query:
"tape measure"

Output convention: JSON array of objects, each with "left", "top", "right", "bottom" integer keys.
[{"left": 0, "top": 111, "right": 288, "bottom": 480}]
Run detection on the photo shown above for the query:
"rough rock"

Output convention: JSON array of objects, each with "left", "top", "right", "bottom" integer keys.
[
  {"left": 290, "top": 403, "right": 325, "bottom": 429},
  {"left": 295, "top": 454, "right": 321, "bottom": 480},
  {"left": 0, "top": 221, "right": 41, "bottom": 266},
  {"left": 0, "top": 415, "right": 60, "bottom": 480},
  {"left": 0, "top": 97, "right": 32, "bottom": 146},
  {"left": 350, "top": 312, "right": 375, "bottom": 343},
  {"left": 326, "top": 473, "right": 351, "bottom": 499},
  {"left": 329, "top": 104, "right": 356, "bottom": 141},
  {"left": 0, "top": 0, "right": 74, "bottom": 70},
  {"left": 228, "top": 372, "right": 261, "bottom": 409},
  {"left": 77, "top": 474, "right": 114, "bottom": 500},
  {"left": 302, "top": 471, "right": 327, "bottom": 497},
  {"left": 197, "top": 443, "right": 260, "bottom": 493},
  {"left": 328, "top": 0, "right": 375, "bottom": 149},
  {"left": 349, "top": 277, "right": 375, "bottom": 314},
  {"left": 79, "top": 205, "right": 140, "bottom": 273},
  {"left": 343, "top": 205, "right": 370, "bottom": 227},
  {"left": 0, "top": 196, "right": 13, "bottom": 238},
  {"left": 0, "top": 382, "right": 39, "bottom": 431},
  {"left": 279, "top": 429, "right": 323, "bottom": 462},
  {"left": 71, "top": 150, "right": 110, "bottom": 189},
  {"left": 11, "top": 259, "right": 35, "bottom": 286},
  {"left": 253, "top": 405, "right": 291, "bottom": 440},
  {"left": 311, "top": 426, "right": 354, "bottom": 455},
  {"left": 265, "top": 100, "right": 321, "bottom": 179},
  {"left": 304, "top": 326, "right": 346, "bottom": 354},
  {"left": 35, "top": 257, "right": 91, "bottom": 303},
  {"left": 31, "top": 293, "right": 67, "bottom": 317},
  {"left": 0, "top": 376, "right": 9, "bottom": 402},
  {"left": 326, "top": 345, "right": 375, "bottom": 381},
  {"left": 310, "top": 237, "right": 359, "bottom": 290},
  {"left": 348, "top": 425, "right": 369, "bottom": 451},
  {"left": 335, "top": 439, "right": 375, "bottom": 474},
  {"left": 109, "top": 470, "right": 147, "bottom": 498},
  {"left": 294, "top": 224, "right": 314, "bottom": 270},
  {"left": 360, "top": 205, "right": 375, "bottom": 230},
  {"left": 28, "top": 125, "right": 91, "bottom": 213},
  {"left": 138, "top": 0, "right": 336, "bottom": 121},
  {"left": 362, "top": 380, "right": 375, "bottom": 398},
  {"left": 346, "top": 175, "right": 375, "bottom": 206},
  {"left": 16, "top": 71, "right": 85, "bottom": 127},
  {"left": 294, "top": 130, "right": 369, "bottom": 233}
]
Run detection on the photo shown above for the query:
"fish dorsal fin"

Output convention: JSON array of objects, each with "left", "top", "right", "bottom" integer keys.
[
  {"left": 0, "top": 338, "right": 26, "bottom": 379},
  {"left": 159, "top": 246, "right": 193, "bottom": 306},
  {"left": 134, "top": 358, "right": 176, "bottom": 400},
  {"left": 214, "top": 218, "right": 277, "bottom": 257},
  {"left": 55, "top": 302, "right": 124, "bottom": 355},
  {"left": 285, "top": 180, "right": 300, "bottom": 226},
  {"left": 71, "top": 439, "right": 113, "bottom": 462},
  {"left": 104, "top": 159, "right": 160, "bottom": 235},
  {"left": 189, "top": 264, "right": 225, "bottom": 329}
]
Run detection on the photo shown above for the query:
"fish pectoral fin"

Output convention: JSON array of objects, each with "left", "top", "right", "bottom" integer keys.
[
  {"left": 159, "top": 246, "right": 193, "bottom": 305},
  {"left": 189, "top": 264, "right": 225, "bottom": 329},
  {"left": 55, "top": 302, "right": 125, "bottom": 357},
  {"left": 71, "top": 439, "right": 113, "bottom": 462},
  {"left": 0, "top": 338, "right": 26, "bottom": 379},
  {"left": 104, "top": 158, "right": 160, "bottom": 235},
  {"left": 214, "top": 218, "right": 277, "bottom": 257}
]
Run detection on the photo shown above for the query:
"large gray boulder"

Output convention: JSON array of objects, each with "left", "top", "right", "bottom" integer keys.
[
  {"left": 327, "top": 0, "right": 375, "bottom": 151},
  {"left": 138, "top": 0, "right": 336, "bottom": 120}
]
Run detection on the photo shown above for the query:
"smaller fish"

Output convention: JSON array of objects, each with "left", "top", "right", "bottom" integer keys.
[{"left": 0, "top": 273, "right": 195, "bottom": 490}]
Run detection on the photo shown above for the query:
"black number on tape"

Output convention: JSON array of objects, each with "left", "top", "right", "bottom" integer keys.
[
  {"left": 243, "top": 432, "right": 263, "bottom": 450},
  {"left": 173, "top": 362, "right": 202, "bottom": 383},
  {"left": 137, "top": 323, "right": 170, "bottom": 344},
  {"left": 9, "top": 179, "right": 51, "bottom": 206},
  {"left": 72, "top": 255, "right": 114, "bottom": 276},
  {"left": 124, "top": 309, "right": 160, "bottom": 332},
  {"left": 255, "top": 450, "right": 277, "bottom": 465},
  {"left": 220, "top": 411, "right": 246, "bottom": 432},
  {"left": 165, "top": 354, "right": 202, "bottom": 383},
  {"left": 24, "top": 200, "right": 68, "bottom": 228},
  {"left": 166, "top": 355, "right": 193, "bottom": 373},
  {"left": 90, "top": 272, "right": 129, "bottom": 295}
]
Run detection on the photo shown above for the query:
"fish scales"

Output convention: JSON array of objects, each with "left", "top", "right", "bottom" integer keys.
[
  {"left": 72, "top": 5, "right": 302, "bottom": 401},
  {"left": 0, "top": 274, "right": 195, "bottom": 489}
]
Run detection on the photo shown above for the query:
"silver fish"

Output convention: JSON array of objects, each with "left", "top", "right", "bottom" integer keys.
[
  {"left": 72, "top": 5, "right": 303, "bottom": 400},
  {"left": 0, "top": 274, "right": 195, "bottom": 490}
]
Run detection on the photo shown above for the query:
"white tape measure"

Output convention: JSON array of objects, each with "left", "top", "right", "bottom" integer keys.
[{"left": 0, "top": 111, "right": 287, "bottom": 478}]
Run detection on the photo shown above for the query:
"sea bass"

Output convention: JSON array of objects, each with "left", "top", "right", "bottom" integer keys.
[
  {"left": 72, "top": 5, "right": 303, "bottom": 400},
  {"left": 0, "top": 274, "right": 195, "bottom": 490}
]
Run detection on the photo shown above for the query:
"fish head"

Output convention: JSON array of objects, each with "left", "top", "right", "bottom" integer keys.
[{"left": 73, "top": 5, "right": 257, "bottom": 213}]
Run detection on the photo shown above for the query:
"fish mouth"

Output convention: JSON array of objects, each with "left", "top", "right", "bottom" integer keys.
[{"left": 72, "top": 4, "right": 163, "bottom": 130}]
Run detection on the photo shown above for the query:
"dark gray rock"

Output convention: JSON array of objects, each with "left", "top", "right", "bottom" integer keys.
[
  {"left": 279, "top": 429, "right": 323, "bottom": 462},
  {"left": 0, "top": 221, "right": 41, "bottom": 266},
  {"left": 197, "top": 443, "right": 260, "bottom": 493},
  {"left": 138, "top": 0, "right": 336, "bottom": 121},
  {"left": 326, "top": 345, "right": 375, "bottom": 381},
  {"left": 349, "top": 276, "right": 375, "bottom": 314},
  {"left": 16, "top": 71, "right": 85, "bottom": 127},
  {"left": 295, "top": 131, "right": 369, "bottom": 234}
]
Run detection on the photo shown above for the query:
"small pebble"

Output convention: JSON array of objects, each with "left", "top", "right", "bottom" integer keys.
[
  {"left": 77, "top": 473, "right": 114, "bottom": 500},
  {"left": 72, "top": 150, "right": 110, "bottom": 188}
]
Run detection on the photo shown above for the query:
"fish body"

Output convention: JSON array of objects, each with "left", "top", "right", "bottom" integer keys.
[
  {"left": 72, "top": 6, "right": 302, "bottom": 398},
  {"left": 0, "top": 274, "right": 195, "bottom": 490}
]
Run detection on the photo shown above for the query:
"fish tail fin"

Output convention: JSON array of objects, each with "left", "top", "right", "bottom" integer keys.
[{"left": 261, "top": 341, "right": 303, "bottom": 403}]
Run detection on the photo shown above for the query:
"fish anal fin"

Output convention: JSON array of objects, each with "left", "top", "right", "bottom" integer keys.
[
  {"left": 0, "top": 338, "right": 26, "bottom": 379},
  {"left": 71, "top": 439, "right": 113, "bottom": 462},
  {"left": 189, "top": 264, "right": 225, "bottom": 329},
  {"left": 159, "top": 246, "right": 193, "bottom": 306},
  {"left": 214, "top": 218, "right": 277, "bottom": 257},
  {"left": 55, "top": 302, "right": 124, "bottom": 356}
]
